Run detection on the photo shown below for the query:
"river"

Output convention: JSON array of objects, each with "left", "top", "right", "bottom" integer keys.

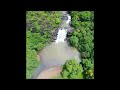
[{"left": 31, "top": 11, "right": 81, "bottom": 79}]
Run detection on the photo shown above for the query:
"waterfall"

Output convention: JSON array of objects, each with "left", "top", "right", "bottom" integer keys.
[
  {"left": 66, "top": 14, "right": 71, "bottom": 24},
  {"left": 55, "top": 28, "right": 67, "bottom": 43},
  {"left": 31, "top": 11, "right": 82, "bottom": 79},
  {"left": 55, "top": 12, "right": 71, "bottom": 43}
]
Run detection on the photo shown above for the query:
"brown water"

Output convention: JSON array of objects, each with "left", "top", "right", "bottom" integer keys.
[
  {"left": 32, "top": 11, "right": 81, "bottom": 79},
  {"left": 32, "top": 41, "right": 81, "bottom": 79},
  {"left": 38, "top": 41, "right": 81, "bottom": 68}
]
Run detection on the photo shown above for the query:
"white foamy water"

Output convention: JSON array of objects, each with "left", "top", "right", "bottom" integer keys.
[
  {"left": 55, "top": 13, "right": 71, "bottom": 43},
  {"left": 32, "top": 11, "right": 80, "bottom": 79},
  {"left": 66, "top": 14, "right": 71, "bottom": 24},
  {"left": 55, "top": 28, "right": 67, "bottom": 43}
]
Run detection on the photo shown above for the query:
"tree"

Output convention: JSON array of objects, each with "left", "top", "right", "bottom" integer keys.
[
  {"left": 70, "top": 36, "right": 79, "bottom": 48},
  {"left": 61, "top": 59, "right": 83, "bottom": 79},
  {"left": 68, "top": 11, "right": 94, "bottom": 79},
  {"left": 80, "top": 59, "right": 94, "bottom": 79},
  {"left": 26, "top": 11, "right": 62, "bottom": 79},
  {"left": 79, "top": 11, "right": 93, "bottom": 21}
]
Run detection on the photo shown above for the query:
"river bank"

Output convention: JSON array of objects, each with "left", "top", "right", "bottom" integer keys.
[{"left": 31, "top": 11, "right": 81, "bottom": 79}]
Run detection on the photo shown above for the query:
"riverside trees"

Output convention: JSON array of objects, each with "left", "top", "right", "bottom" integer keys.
[
  {"left": 26, "top": 11, "right": 62, "bottom": 79},
  {"left": 62, "top": 11, "right": 94, "bottom": 79},
  {"left": 26, "top": 11, "right": 94, "bottom": 79}
]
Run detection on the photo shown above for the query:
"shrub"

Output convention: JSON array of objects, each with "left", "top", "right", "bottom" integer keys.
[
  {"left": 61, "top": 59, "right": 83, "bottom": 79},
  {"left": 68, "top": 11, "right": 94, "bottom": 79},
  {"left": 26, "top": 11, "right": 62, "bottom": 79}
]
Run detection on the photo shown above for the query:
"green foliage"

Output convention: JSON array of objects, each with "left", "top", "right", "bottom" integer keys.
[
  {"left": 61, "top": 70, "right": 70, "bottom": 79},
  {"left": 79, "top": 11, "right": 93, "bottom": 21},
  {"left": 81, "top": 59, "right": 93, "bottom": 70},
  {"left": 26, "top": 31, "right": 42, "bottom": 79},
  {"left": 26, "top": 31, "right": 46, "bottom": 51},
  {"left": 26, "top": 11, "right": 62, "bottom": 79},
  {"left": 69, "top": 36, "right": 79, "bottom": 48},
  {"left": 69, "top": 11, "right": 94, "bottom": 60},
  {"left": 26, "top": 11, "right": 62, "bottom": 33},
  {"left": 85, "top": 69, "right": 94, "bottom": 79},
  {"left": 61, "top": 59, "right": 83, "bottom": 79},
  {"left": 68, "top": 11, "right": 94, "bottom": 79},
  {"left": 26, "top": 11, "right": 94, "bottom": 79},
  {"left": 26, "top": 48, "right": 39, "bottom": 79},
  {"left": 81, "top": 59, "right": 94, "bottom": 79},
  {"left": 60, "top": 59, "right": 94, "bottom": 79}
]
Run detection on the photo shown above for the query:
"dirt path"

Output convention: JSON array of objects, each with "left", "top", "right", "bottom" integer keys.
[{"left": 36, "top": 66, "right": 62, "bottom": 79}]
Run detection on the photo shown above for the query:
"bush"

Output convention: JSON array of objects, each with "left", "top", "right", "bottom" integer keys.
[
  {"left": 81, "top": 59, "right": 94, "bottom": 79},
  {"left": 69, "top": 11, "right": 94, "bottom": 60},
  {"left": 61, "top": 59, "right": 83, "bottom": 79},
  {"left": 69, "top": 36, "right": 79, "bottom": 48},
  {"left": 26, "top": 11, "right": 62, "bottom": 33},
  {"left": 68, "top": 11, "right": 94, "bottom": 79},
  {"left": 79, "top": 11, "right": 93, "bottom": 21},
  {"left": 60, "top": 59, "right": 94, "bottom": 79},
  {"left": 26, "top": 49, "right": 39, "bottom": 79},
  {"left": 26, "top": 11, "right": 62, "bottom": 79}
]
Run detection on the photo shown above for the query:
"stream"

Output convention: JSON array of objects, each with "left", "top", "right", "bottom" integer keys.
[{"left": 31, "top": 11, "right": 81, "bottom": 79}]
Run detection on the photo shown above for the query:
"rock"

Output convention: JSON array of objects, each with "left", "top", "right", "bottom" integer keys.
[
  {"left": 67, "top": 27, "right": 75, "bottom": 35},
  {"left": 61, "top": 11, "right": 67, "bottom": 15},
  {"left": 26, "top": 23, "right": 32, "bottom": 30},
  {"left": 61, "top": 16, "right": 68, "bottom": 20},
  {"left": 55, "top": 29, "right": 59, "bottom": 34},
  {"left": 53, "top": 36, "right": 57, "bottom": 40},
  {"left": 69, "top": 21, "right": 71, "bottom": 25},
  {"left": 51, "top": 29, "right": 58, "bottom": 41}
]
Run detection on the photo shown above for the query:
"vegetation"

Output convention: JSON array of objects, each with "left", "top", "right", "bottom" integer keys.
[
  {"left": 26, "top": 11, "right": 94, "bottom": 79},
  {"left": 59, "top": 59, "right": 94, "bottom": 79},
  {"left": 69, "top": 11, "right": 94, "bottom": 60},
  {"left": 61, "top": 59, "right": 83, "bottom": 79},
  {"left": 81, "top": 59, "right": 94, "bottom": 79},
  {"left": 26, "top": 11, "right": 62, "bottom": 79},
  {"left": 60, "top": 11, "right": 94, "bottom": 79}
]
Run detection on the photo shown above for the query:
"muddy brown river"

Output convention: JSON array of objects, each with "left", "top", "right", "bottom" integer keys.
[
  {"left": 32, "top": 41, "right": 81, "bottom": 79},
  {"left": 31, "top": 11, "right": 81, "bottom": 79}
]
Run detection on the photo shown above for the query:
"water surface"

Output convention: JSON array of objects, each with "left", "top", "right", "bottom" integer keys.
[
  {"left": 38, "top": 41, "right": 81, "bottom": 68},
  {"left": 32, "top": 11, "right": 80, "bottom": 79}
]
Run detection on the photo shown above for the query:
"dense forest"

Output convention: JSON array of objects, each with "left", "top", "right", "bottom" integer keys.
[
  {"left": 62, "top": 11, "right": 94, "bottom": 79},
  {"left": 26, "top": 11, "right": 62, "bottom": 79},
  {"left": 26, "top": 11, "right": 94, "bottom": 79}
]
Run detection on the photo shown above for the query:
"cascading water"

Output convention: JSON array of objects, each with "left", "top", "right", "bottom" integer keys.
[
  {"left": 66, "top": 14, "right": 71, "bottom": 24},
  {"left": 55, "top": 12, "right": 71, "bottom": 43},
  {"left": 32, "top": 11, "right": 81, "bottom": 79},
  {"left": 55, "top": 28, "right": 67, "bottom": 43}
]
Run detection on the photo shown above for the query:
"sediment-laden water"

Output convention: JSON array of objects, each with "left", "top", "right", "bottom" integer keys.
[{"left": 32, "top": 11, "right": 81, "bottom": 79}]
